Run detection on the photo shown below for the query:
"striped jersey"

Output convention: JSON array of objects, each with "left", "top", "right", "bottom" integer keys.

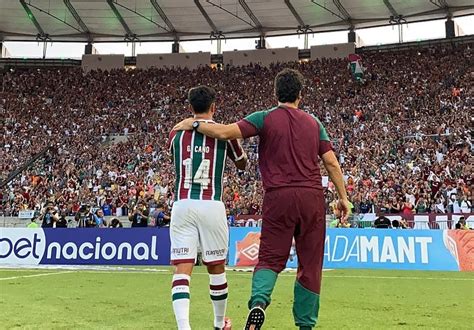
[{"left": 169, "top": 125, "right": 244, "bottom": 201}]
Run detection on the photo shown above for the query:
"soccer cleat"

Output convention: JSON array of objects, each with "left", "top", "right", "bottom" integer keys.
[{"left": 244, "top": 306, "right": 265, "bottom": 330}]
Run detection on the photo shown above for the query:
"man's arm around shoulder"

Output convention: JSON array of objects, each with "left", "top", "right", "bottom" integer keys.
[
  {"left": 173, "top": 119, "right": 244, "bottom": 140},
  {"left": 200, "top": 122, "right": 243, "bottom": 140}
]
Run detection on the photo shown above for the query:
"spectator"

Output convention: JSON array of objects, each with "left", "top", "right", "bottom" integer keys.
[
  {"left": 415, "top": 196, "right": 428, "bottom": 214},
  {"left": 109, "top": 218, "right": 123, "bottom": 228},
  {"left": 129, "top": 201, "right": 149, "bottom": 227},
  {"left": 336, "top": 217, "right": 351, "bottom": 228},
  {"left": 152, "top": 203, "right": 170, "bottom": 227},
  {"left": 93, "top": 209, "right": 107, "bottom": 228},
  {"left": 374, "top": 214, "right": 392, "bottom": 228},
  {"left": 455, "top": 217, "right": 470, "bottom": 230},
  {"left": 459, "top": 196, "right": 471, "bottom": 213},
  {"left": 392, "top": 218, "right": 409, "bottom": 229},
  {"left": 401, "top": 198, "right": 414, "bottom": 216},
  {"left": 75, "top": 204, "right": 95, "bottom": 228},
  {"left": 27, "top": 217, "right": 39, "bottom": 228},
  {"left": 40, "top": 201, "right": 59, "bottom": 228},
  {"left": 56, "top": 212, "right": 68, "bottom": 228}
]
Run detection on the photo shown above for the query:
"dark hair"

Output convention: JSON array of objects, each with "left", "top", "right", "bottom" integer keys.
[
  {"left": 188, "top": 85, "right": 216, "bottom": 114},
  {"left": 274, "top": 69, "right": 304, "bottom": 103},
  {"left": 157, "top": 203, "right": 164, "bottom": 208},
  {"left": 110, "top": 218, "right": 123, "bottom": 228}
]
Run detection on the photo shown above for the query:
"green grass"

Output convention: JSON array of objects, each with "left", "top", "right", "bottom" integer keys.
[{"left": 0, "top": 267, "right": 473, "bottom": 329}]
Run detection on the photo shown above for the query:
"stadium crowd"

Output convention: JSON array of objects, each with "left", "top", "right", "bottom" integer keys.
[{"left": 1, "top": 42, "right": 472, "bottom": 223}]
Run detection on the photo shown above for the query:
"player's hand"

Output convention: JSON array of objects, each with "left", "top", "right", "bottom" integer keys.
[
  {"left": 337, "top": 199, "right": 351, "bottom": 221},
  {"left": 173, "top": 118, "right": 194, "bottom": 131}
]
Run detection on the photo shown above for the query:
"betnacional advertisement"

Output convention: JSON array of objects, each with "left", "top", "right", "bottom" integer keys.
[
  {"left": 0, "top": 228, "right": 170, "bottom": 266},
  {"left": 1, "top": 227, "right": 472, "bottom": 271}
]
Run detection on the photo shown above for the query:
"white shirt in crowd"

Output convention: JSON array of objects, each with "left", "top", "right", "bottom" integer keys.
[
  {"left": 405, "top": 193, "right": 416, "bottom": 205},
  {"left": 453, "top": 200, "right": 462, "bottom": 214},
  {"left": 160, "top": 185, "right": 168, "bottom": 195},
  {"left": 460, "top": 200, "right": 471, "bottom": 213},
  {"left": 435, "top": 203, "right": 445, "bottom": 213},
  {"left": 435, "top": 151, "right": 444, "bottom": 163},
  {"left": 447, "top": 188, "right": 457, "bottom": 200}
]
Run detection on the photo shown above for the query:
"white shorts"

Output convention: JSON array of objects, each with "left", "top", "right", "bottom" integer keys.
[{"left": 170, "top": 199, "right": 228, "bottom": 266}]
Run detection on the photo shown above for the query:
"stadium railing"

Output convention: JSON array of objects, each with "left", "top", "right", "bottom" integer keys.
[{"left": 1, "top": 213, "right": 472, "bottom": 229}]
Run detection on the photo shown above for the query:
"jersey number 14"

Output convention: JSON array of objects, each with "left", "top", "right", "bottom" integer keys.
[{"left": 183, "top": 158, "right": 211, "bottom": 189}]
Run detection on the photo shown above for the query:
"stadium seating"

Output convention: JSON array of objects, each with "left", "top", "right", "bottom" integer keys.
[{"left": 0, "top": 42, "right": 472, "bottom": 221}]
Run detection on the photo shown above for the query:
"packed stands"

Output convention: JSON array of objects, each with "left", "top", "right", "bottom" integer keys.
[{"left": 1, "top": 43, "right": 472, "bottom": 219}]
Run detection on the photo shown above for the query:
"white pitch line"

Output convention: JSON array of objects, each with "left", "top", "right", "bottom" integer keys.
[
  {"left": 0, "top": 270, "right": 74, "bottom": 281},
  {"left": 23, "top": 270, "right": 472, "bottom": 282},
  {"left": 198, "top": 272, "right": 474, "bottom": 281},
  {"left": 322, "top": 275, "right": 474, "bottom": 281},
  {"left": 1, "top": 269, "right": 472, "bottom": 282}
]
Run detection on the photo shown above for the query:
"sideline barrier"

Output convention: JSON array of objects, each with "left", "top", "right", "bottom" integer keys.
[
  {"left": 234, "top": 213, "right": 474, "bottom": 229},
  {"left": 2, "top": 228, "right": 472, "bottom": 271},
  {"left": 0, "top": 228, "right": 170, "bottom": 266},
  {"left": 229, "top": 228, "right": 473, "bottom": 272}
]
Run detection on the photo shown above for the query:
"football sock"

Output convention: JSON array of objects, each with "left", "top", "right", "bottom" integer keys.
[
  {"left": 172, "top": 274, "right": 191, "bottom": 330},
  {"left": 209, "top": 273, "right": 228, "bottom": 328}
]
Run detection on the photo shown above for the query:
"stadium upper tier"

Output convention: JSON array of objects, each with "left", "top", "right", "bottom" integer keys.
[
  {"left": 0, "top": 42, "right": 472, "bottom": 218},
  {"left": 1, "top": 0, "right": 473, "bottom": 42}
]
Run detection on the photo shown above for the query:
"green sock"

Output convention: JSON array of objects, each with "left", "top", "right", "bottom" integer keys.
[{"left": 248, "top": 269, "right": 278, "bottom": 309}]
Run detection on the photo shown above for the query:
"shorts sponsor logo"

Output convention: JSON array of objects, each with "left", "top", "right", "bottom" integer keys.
[
  {"left": 172, "top": 247, "right": 190, "bottom": 256},
  {"left": 205, "top": 249, "right": 226, "bottom": 257}
]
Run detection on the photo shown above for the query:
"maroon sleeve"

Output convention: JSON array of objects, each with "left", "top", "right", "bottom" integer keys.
[
  {"left": 237, "top": 119, "right": 259, "bottom": 139},
  {"left": 227, "top": 139, "right": 245, "bottom": 162},
  {"left": 168, "top": 130, "right": 177, "bottom": 151},
  {"left": 318, "top": 140, "right": 334, "bottom": 157}
]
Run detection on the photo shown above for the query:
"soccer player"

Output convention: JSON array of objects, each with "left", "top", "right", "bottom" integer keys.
[
  {"left": 169, "top": 86, "right": 247, "bottom": 330},
  {"left": 173, "top": 69, "right": 350, "bottom": 329}
]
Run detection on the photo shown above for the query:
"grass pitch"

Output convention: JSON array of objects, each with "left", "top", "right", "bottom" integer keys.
[{"left": 0, "top": 267, "right": 472, "bottom": 329}]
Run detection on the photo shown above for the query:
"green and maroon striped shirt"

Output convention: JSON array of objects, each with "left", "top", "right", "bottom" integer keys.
[{"left": 169, "top": 124, "right": 244, "bottom": 201}]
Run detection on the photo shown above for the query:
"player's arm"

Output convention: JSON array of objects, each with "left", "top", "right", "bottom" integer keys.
[
  {"left": 234, "top": 156, "right": 248, "bottom": 170},
  {"left": 168, "top": 130, "right": 177, "bottom": 162},
  {"left": 314, "top": 114, "right": 350, "bottom": 220},
  {"left": 199, "top": 122, "right": 243, "bottom": 140},
  {"left": 322, "top": 150, "right": 349, "bottom": 220},
  {"left": 173, "top": 111, "right": 263, "bottom": 140},
  {"left": 227, "top": 139, "right": 247, "bottom": 170},
  {"left": 173, "top": 119, "right": 242, "bottom": 140}
]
